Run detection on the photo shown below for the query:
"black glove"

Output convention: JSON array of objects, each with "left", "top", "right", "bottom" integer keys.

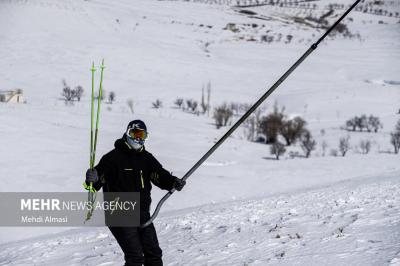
[
  {"left": 173, "top": 177, "right": 186, "bottom": 191},
  {"left": 86, "top": 168, "right": 98, "bottom": 184}
]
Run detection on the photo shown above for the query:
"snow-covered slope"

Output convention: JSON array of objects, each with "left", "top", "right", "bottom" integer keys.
[
  {"left": 0, "top": 173, "right": 399, "bottom": 265},
  {"left": 0, "top": 0, "right": 399, "bottom": 263}
]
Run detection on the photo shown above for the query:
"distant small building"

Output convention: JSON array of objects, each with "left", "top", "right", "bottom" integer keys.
[{"left": 0, "top": 89, "right": 24, "bottom": 103}]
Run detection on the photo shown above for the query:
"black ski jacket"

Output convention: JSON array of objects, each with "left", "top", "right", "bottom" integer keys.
[{"left": 89, "top": 136, "right": 177, "bottom": 218}]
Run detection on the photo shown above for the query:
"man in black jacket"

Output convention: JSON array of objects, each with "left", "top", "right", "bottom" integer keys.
[{"left": 85, "top": 120, "right": 186, "bottom": 266}]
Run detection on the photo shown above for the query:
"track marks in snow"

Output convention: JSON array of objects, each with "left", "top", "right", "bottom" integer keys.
[
  {"left": 158, "top": 179, "right": 400, "bottom": 265},
  {"left": 0, "top": 179, "right": 399, "bottom": 265}
]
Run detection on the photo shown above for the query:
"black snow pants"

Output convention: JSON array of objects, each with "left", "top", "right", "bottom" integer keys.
[{"left": 109, "top": 223, "right": 163, "bottom": 266}]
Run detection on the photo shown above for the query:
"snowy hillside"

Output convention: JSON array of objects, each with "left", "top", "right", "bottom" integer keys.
[
  {"left": 0, "top": 0, "right": 399, "bottom": 264},
  {"left": 0, "top": 173, "right": 399, "bottom": 265}
]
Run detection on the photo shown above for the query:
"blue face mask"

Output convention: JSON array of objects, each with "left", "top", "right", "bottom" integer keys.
[{"left": 126, "top": 136, "right": 144, "bottom": 150}]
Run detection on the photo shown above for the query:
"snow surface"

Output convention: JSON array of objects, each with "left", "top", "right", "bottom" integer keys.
[
  {"left": 0, "top": 173, "right": 399, "bottom": 265},
  {"left": 0, "top": 0, "right": 399, "bottom": 264}
]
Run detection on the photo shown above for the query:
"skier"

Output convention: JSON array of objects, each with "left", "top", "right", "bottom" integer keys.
[{"left": 84, "top": 119, "right": 186, "bottom": 266}]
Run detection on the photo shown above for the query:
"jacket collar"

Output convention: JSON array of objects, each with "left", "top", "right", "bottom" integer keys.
[{"left": 114, "top": 135, "right": 145, "bottom": 154}]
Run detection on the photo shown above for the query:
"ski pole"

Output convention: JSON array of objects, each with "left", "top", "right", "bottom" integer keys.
[
  {"left": 86, "top": 62, "right": 97, "bottom": 209},
  {"left": 90, "top": 62, "right": 96, "bottom": 168},
  {"left": 141, "top": 0, "right": 362, "bottom": 228},
  {"left": 85, "top": 60, "right": 105, "bottom": 222},
  {"left": 91, "top": 59, "right": 105, "bottom": 169}
]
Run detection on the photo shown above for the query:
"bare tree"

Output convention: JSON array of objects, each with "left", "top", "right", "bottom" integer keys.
[
  {"left": 356, "top": 115, "right": 368, "bottom": 132},
  {"left": 200, "top": 85, "right": 210, "bottom": 114},
  {"left": 391, "top": 132, "right": 400, "bottom": 154},
  {"left": 243, "top": 107, "right": 264, "bottom": 142},
  {"left": 270, "top": 141, "right": 286, "bottom": 160},
  {"left": 61, "top": 79, "right": 74, "bottom": 104},
  {"left": 390, "top": 120, "right": 400, "bottom": 154},
  {"left": 127, "top": 99, "right": 134, "bottom": 114},
  {"left": 280, "top": 116, "right": 306, "bottom": 146},
  {"left": 207, "top": 81, "right": 211, "bottom": 116},
  {"left": 230, "top": 102, "right": 241, "bottom": 116},
  {"left": 321, "top": 140, "right": 328, "bottom": 156},
  {"left": 186, "top": 99, "right": 198, "bottom": 113},
  {"left": 108, "top": 91, "right": 116, "bottom": 104},
  {"left": 260, "top": 103, "right": 286, "bottom": 144},
  {"left": 174, "top": 98, "right": 184, "bottom": 109},
  {"left": 285, "top": 34, "right": 293, "bottom": 43},
  {"left": 243, "top": 115, "right": 257, "bottom": 141},
  {"left": 152, "top": 99, "right": 163, "bottom": 109},
  {"left": 62, "top": 87, "right": 74, "bottom": 102},
  {"left": 201, "top": 85, "right": 206, "bottom": 113},
  {"left": 213, "top": 103, "right": 233, "bottom": 129},
  {"left": 191, "top": 101, "right": 199, "bottom": 113},
  {"left": 300, "top": 130, "right": 316, "bottom": 158},
  {"left": 368, "top": 115, "right": 382, "bottom": 132},
  {"left": 346, "top": 114, "right": 382, "bottom": 133},
  {"left": 74, "top": 86, "right": 84, "bottom": 101},
  {"left": 345, "top": 117, "right": 357, "bottom": 131},
  {"left": 339, "top": 135, "right": 351, "bottom": 157},
  {"left": 359, "top": 139, "right": 371, "bottom": 154}
]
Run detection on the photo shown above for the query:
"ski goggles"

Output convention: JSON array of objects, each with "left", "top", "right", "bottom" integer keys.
[{"left": 126, "top": 127, "right": 148, "bottom": 141}]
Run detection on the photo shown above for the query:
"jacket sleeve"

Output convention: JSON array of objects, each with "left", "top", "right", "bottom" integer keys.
[
  {"left": 147, "top": 153, "right": 177, "bottom": 191},
  {"left": 87, "top": 155, "right": 113, "bottom": 191}
]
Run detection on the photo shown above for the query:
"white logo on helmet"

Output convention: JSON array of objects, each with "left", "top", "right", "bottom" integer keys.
[{"left": 131, "top": 123, "right": 144, "bottom": 130}]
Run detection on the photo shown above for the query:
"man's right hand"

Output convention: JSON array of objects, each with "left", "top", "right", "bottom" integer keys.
[
  {"left": 173, "top": 177, "right": 186, "bottom": 191},
  {"left": 86, "top": 169, "right": 98, "bottom": 184}
]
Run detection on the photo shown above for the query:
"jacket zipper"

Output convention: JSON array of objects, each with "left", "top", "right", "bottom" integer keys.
[{"left": 140, "top": 170, "right": 144, "bottom": 189}]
